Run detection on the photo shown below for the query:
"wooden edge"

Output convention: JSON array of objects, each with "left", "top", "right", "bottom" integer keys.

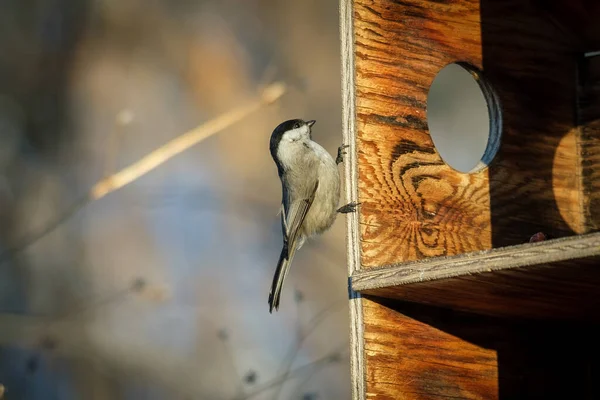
[
  {"left": 340, "top": 0, "right": 366, "bottom": 399},
  {"left": 352, "top": 232, "right": 600, "bottom": 291}
]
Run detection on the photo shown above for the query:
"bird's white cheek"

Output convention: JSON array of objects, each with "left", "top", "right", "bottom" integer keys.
[{"left": 282, "top": 128, "right": 303, "bottom": 142}]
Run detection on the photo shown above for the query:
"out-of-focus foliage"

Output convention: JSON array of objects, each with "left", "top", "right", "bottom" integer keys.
[{"left": 0, "top": 1, "right": 349, "bottom": 399}]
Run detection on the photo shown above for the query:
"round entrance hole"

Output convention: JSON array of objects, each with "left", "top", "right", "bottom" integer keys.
[{"left": 426, "top": 63, "right": 502, "bottom": 173}]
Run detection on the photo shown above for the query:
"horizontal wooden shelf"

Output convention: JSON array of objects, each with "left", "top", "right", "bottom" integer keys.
[{"left": 352, "top": 232, "right": 600, "bottom": 321}]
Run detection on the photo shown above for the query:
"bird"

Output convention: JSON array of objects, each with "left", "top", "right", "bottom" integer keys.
[{"left": 268, "top": 119, "right": 357, "bottom": 312}]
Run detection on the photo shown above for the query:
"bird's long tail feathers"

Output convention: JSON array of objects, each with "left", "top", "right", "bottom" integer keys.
[{"left": 268, "top": 241, "right": 299, "bottom": 313}]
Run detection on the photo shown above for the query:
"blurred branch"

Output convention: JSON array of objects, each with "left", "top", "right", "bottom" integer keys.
[
  {"left": 0, "top": 82, "right": 287, "bottom": 266},
  {"left": 271, "top": 299, "right": 347, "bottom": 400},
  {"left": 234, "top": 344, "right": 348, "bottom": 400},
  {"left": 289, "top": 365, "right": 320, "bottom": 399},
  {"left": 0, "top": 311, "right": 345, "bottom": 400},
  {"left": 257, "top": 58, "right": 279, "bottom": 93},
  {"left": 103, "top": 109, "right": 134, "bottom": 177},
  {"left": 0, "top": 280, "right": 141, "bottom": 356},
  {"left": 90, "top": 82, "right": 286, "bottom": 200},
  {"left": 0, "top": 312, "right": 213, "bottom": 398}
]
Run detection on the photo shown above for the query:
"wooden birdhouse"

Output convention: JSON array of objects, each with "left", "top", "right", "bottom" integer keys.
[{"left": 340, "top": 0, "right": 600, "bottom": 398}]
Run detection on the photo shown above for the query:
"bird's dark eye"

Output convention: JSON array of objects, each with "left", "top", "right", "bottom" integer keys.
[{"left": 293, "top": 122, "right": 300, "bottom": 129}]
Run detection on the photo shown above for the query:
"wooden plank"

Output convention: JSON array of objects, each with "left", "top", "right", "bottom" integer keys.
[
  {"left": 579, "top": 53, "right": 600, "bottom": 231},
  {"left": 355, "top": 0, "right": 587, "bottom": 268},
  {"left": 340, "top": 0, "right": 366, "bottom": 399},
  {"left": 352, "top": 233, "right": 600, "bottom": 320},
  {"left": 358, "top": 257, "right": 600, "bottom": 321},
  {"left": 481, "top": 0, "right": 588, "bottom": 244},
  {"left": 363, "top": 298, "right": 498, "bottom": 400},
  {"left": 535, "top": 0, "right": 600, "bottom": 50},
  {"left": 363, "top": 298, "right": 600, "bottom": 399},
  {"left": 353, "top": 232, "right": 600, "bottom": 286}
]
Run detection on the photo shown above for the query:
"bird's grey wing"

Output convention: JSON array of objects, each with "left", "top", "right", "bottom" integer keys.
[
  {"left": 269, "top": 180, "right": 318, "bottom": 312},
  {"left": 284, "top": 180, "right": 319, "bottom": 254}
]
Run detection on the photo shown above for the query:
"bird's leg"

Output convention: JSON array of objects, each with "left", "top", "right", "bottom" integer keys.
[
  {"left": 336, "top": 144, "right": 349, "bottom": 165},
  {"left": 337, "top": 201, "right": 360, "bottom": 214},
  {"left": 336, "top": 146, "right": 359, "bottom": 214}
]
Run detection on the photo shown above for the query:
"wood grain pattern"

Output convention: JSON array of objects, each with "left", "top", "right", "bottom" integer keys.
[
  {"left": 354, "top": 0, "right": 591, "bottom": 268},
  {"left": 363, "top": 298, "right": 498, "bottom": 400},
  {"left": 355, "top": 0, "right": 491, "bottom": 266},
  {"left": 363, "top": 298, "right": 600, "bottom": 400}
]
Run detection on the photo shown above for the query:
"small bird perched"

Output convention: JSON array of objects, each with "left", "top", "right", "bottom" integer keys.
[{"left": 268, "top": 119, "right": 357, "bottom": 312}]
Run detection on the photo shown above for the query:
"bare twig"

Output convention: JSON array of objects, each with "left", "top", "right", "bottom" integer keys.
[
  {"left": 0, "top": 82, "right": 286, "bottom": 266},
  {"left": 271, "top": 299, "right": 347, "bottom": 400},
  {"left": 234, "top": 344, "right": 348, "bottom": 400},
  {"left": 257, "top": 58, "right": 279, "bottom": 93},
  {"left": 90, "top": 82, "right": 285, "bottom": 201},
  {"left": 0, "top": 314, "right": 214, "bottom": 398},
  {"left": 0, "top": 195, "right": 90, "bottom": 265},
  {"left": 103, "top": 109, "right": 134, "bottom": 177},
  {"left": 0, "top": 310, "right": 345, "bottom": 400}
]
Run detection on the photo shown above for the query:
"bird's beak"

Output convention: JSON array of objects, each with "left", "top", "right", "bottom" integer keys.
[{"left": 307, "top": 120, "right": 316, "bottom": 128}]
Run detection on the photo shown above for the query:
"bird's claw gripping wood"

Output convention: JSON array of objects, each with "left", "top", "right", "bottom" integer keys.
[
  {"left": 337, "top": 201, "right": 360, "bottom": 214},
  {"left": 336, "top": 144, "right": 349, "bottom": 165}
]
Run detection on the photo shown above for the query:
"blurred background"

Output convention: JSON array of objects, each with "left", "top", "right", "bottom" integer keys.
[{"left": 0, "top": 0, "right": 351, "bottom": 399}]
